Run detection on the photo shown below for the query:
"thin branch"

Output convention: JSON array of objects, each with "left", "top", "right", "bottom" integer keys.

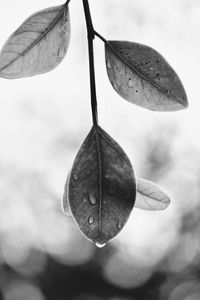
[
  {"left": 64, "top": 0, "right": 72, "bottom": 7},
  {"left": 82, "top": 0, "right": 98, "bottom": 126}
]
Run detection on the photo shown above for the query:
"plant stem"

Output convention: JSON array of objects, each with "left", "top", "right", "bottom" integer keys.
[
  {"left": 65, "top": 0, "right": 71, "bottom": 6},
  {"left": 94, "top": 30, "right": 108, "bottom": 44},
  {"left": 82, "top": 0, "right": 98, "bottom": 126}
]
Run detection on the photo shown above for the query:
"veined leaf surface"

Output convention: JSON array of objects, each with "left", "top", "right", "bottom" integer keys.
[
  {"left": 0, "top": 4, "right": 70, "bottom": 78},
  {"left": 67, "top": 125, "right": 136, "bottom": 246},
  {"left": 105, "top": 41, "right": 188, "bottom": 111},
  {"left": 135, "top": 178, "right": 170, "bottom": 210}
]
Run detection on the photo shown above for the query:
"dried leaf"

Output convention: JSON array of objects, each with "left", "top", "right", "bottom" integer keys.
[
  {"left": 67, "top": 125, "right": 136, "bottom": 246},
  {"left": 135, "top": 178, "right": 170, "bottom": 210},
  {"left": 62, "top": 169, "right": 72, "bottom": 216},
  {"left": 0, "top": 4, "right": 70, "bottom": 78},
  {"left": 105, "top": 41, "right": 188, "bottom": 111}
]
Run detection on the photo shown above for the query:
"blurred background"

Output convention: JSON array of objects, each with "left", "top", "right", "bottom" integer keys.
[{"left": 0, "top": 0, "right": 199, "bottom": 299}]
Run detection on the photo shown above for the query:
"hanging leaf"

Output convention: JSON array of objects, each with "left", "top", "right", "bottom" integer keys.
[
  {"left": 105, "top": 41, "right": 188, "bottom": 111},
  {"left": 135, "top": 178, "right": 170, "bottom": 210},
  {"left": 0, "top": 4, "right": 70, "bottom": 79},
  {"left": 67, "top": 125, "right": 136, "bottom": 247},
  {"left": 62, "top": 169, "right": 72, "bottom": 216}
]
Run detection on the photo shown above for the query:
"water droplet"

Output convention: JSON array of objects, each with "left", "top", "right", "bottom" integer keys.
[
  {"left": 107, "top": 59, "right": 112, "bottom": 69},
  {"left": 128, "top": 78, "right": 134, "bottom": 88},
  {"left": 58, "top": 45, "right": 66, "bottom": 58},
  {"left": 62, "top": 23, "right": 68, "bottom": 33},
  {"left": 83, "top": 197, "right": 87, "bottom": 203},
  {"left": 89, "top": 194, "right": 96, "bottom": 205},
  {"left": 113, "top": 83, "right": 118, "bottom": 90},
  {"left": 88, "top": 216, "right": 94, "bottom": 225},
  {"left": 150, "top": 67, "right": 153, "bottom": 71},
  {"left": 117, "top": 222, "right": 122, "bottom": 230},
  {"left": 95, "top": 242, "right": 106, "bottom": 248},
  {"left": 73, "top": 174, "right": 79, "bottom": 181}
]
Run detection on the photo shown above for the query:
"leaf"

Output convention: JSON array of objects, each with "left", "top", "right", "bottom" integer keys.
[
  {"left": 135, "top": 178, "right": 170, "bottom": 210},
  {"left": 0, "top": 4, "right": 70, "bottom": 78},
  {"left": 62, "top": 169, "right": 72, "bottom": 216},
  {"left": 67, "top": 125, "right": 136, "bottom": 246},
  {"left": 105, "top": 41, "right": 188, "bottom": 111}
]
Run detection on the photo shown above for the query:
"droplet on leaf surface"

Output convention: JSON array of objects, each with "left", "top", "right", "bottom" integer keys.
[
  {"left": 66, "top": 125, "right": 136, "bottom": 245},
  {"left": 88, "top": 216, "right": 95, "bottom": 225},
  {"left": 128, "top": 78, "right": 134, "bottom": 88},
  {"left": 89, "top": 193, "right": 97, "bottom": 205},
  {"left": 117, "top": 222, "right": 122, "bottom": 230},
  {"left": 107, "top": 59, "right": 112, "bottom": 69},
  {"left": 73, "top": 174, "right": 79, "bottom": 181}
]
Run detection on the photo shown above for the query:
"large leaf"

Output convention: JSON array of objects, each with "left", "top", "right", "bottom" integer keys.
[
  {"left": 67, "top": 125, "right": 136, "bottom": 247},
  {"left": 135, "top": 178, "right": 170, "bottom": 210},
  {"left": 105, "top": 41, "right": 188, "bottom": 111},
  {"left": 0, "top": 4, "right": 70, "bottom": 78}
]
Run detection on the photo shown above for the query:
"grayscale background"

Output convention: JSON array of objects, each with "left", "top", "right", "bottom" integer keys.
[{"left": 0, "top": 1, "right": 198, "bottom": 300}]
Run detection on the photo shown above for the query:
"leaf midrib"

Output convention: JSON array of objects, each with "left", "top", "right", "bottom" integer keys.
[
  {"left": 94, "top": 126, "right": 102, "bottom": 231},
  {"left": 137, "top": 190, "right": 166, "bottom": 202}
]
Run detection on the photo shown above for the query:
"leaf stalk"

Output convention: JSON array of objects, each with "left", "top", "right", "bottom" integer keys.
[{"left": 82, "top": 0, "right": 98, "bottom": 126}]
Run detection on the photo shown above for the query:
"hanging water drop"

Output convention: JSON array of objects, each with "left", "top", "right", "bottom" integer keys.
[
  {"left": 128, "top": 78, "right": 134, "bottom": 88},
  {"left": 95, "top": 242, "right": 106, "bottom": 248},
  {"left": 88, "top": 216, "right": 94, "bottom": 225}
]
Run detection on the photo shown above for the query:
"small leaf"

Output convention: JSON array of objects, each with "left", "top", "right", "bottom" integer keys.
[
  {"left": 67, "top": 125, "right": 136, "bottom": 246},
  {"left": 0, "top": 4, "right": 70, "bottom": 78},
  {"left": 105, "top": 41, "right": 188, "bottom": 111},
  {"left": 135, "top": 178, "right": 170, "bottom": 210},
  {"left": 62, "top": 169, "right": 72, "bottom": 216}
]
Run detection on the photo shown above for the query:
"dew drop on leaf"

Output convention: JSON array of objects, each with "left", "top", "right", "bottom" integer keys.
[
  {"left": 117, "top": 222, "right": 122, "bottom": 230},
  {"left": 62, "top": 23, "right": 68, "bottom": 33},
  {"left": 128, "top": 78, "right": 134, "bottom": 88},
  {"left": 73, "top": 174, "right": 79, "bottom": 181},
  {"left": 89, "top": 194, "right": 97, "bottom": 205},
  {"left": 95, "top": 242, "right": 106, "bottom": 248},
  {"left": 88, "top": 216, "right": 95, "bottom": 225},
  {"left": 107, "top": 59, "right": 112, "bottom": 69},
  {"left": 113, "top": 83, "right": 118, "bottom": 90}
]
